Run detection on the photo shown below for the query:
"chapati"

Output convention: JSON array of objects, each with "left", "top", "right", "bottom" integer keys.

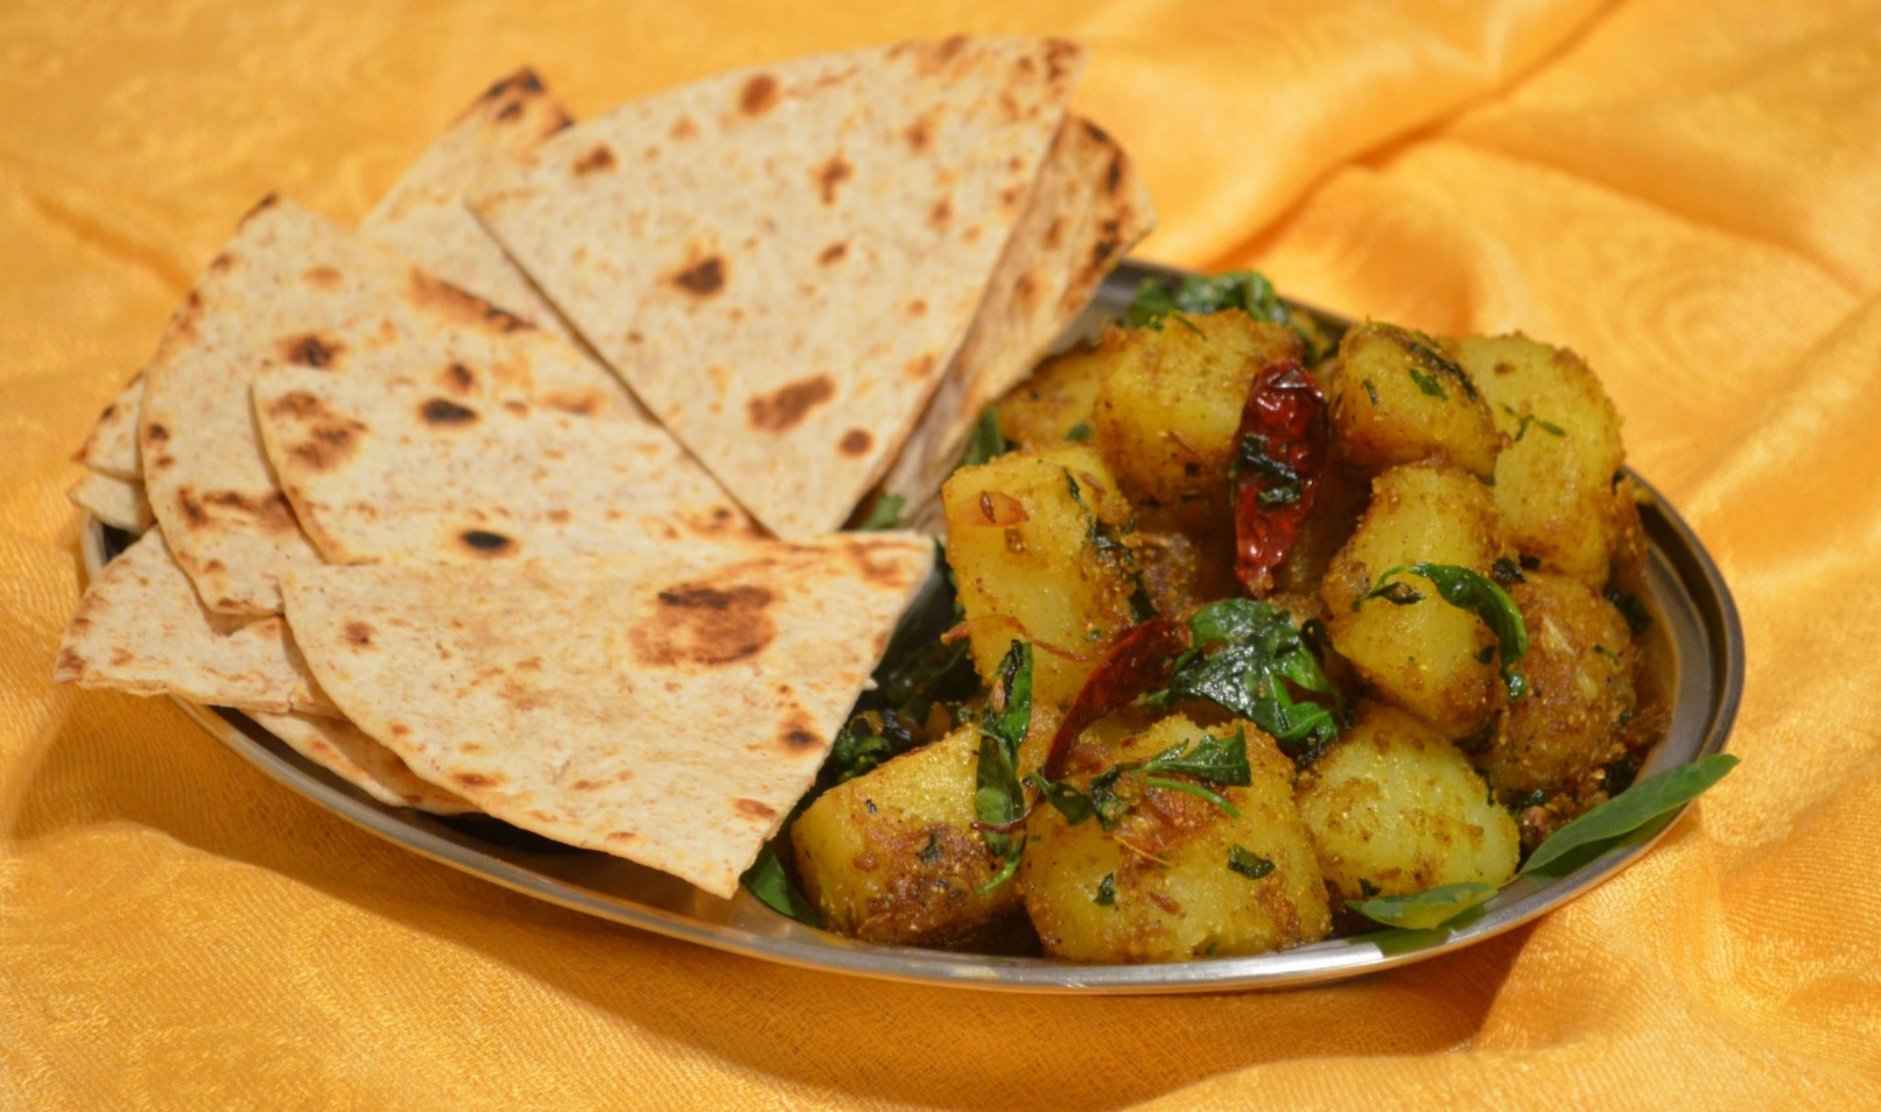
[
  {"left": 475, "top": 36, "right": 1082, "bottom": 537},
  {"left": 282, "top": 535, "right": 935, "bottom": 897}
]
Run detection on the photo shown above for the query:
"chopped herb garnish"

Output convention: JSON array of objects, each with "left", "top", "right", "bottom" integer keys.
[
  {"left": 1026, "top": 771, "right": 1095, "bottom": 825},
  {"left": 1141, "top": 730, "right": 1253, "bottom": 785},
  {"left": 1143, "top": 775, "right": 1240, "bottom": 816},
  {"left": 740, "top": 842, "right": 821, "bottom": 926},
  {"left": 973, "top": 641, "right": 1034, "bottom": 893},
  {"left": 857, "top": 493, "right": 905, "bottom": 531},
  {"left": 829, "top": 718, "right": 895, "bottom": 784},
  {"left": 1362, "top": 379, "right": 1381, "bottom": 406},
  {"left": 1123, "top": 270, "right": 1291, "bottom": 331},
  {"left": 1065, "top": 421, "right": 1093, "bottom": 443},
  {"left": 1235, "top": 433, "right": 1303, "bottom": 507},
  {"left": 1502, "top": 404, "right": 1567, "bottom": 442},
  {"left": 1408, "top": 366, "right": 1447, "bottom": 399},
  {"left": 960, "top": 406, "right": 1010, "bottom": 468},
  {"left": 1363, "top": 580, "right": 1423, "bottom": 607},
  {"left": 1063, "top": 467, "right": 1156, "bottom": 622},
  {"left": 1348, "top": 882, "right": 1497, "bottom": 930},
  {"left": 1403, "top": 331, "right": 1478, "bottom": 400},
  {"left": 1521, "top": 754, "right": 1739, "bottom": 877},
  {"left": 1094, "top": 873, "right": 1117, "bottom": 906},
  {"left": 1359, "top": 564, "right": 1529, "bottom": 700},
  {"left": 1227, "top": 845, "right": 1275, "bottom": 880},
  {"left": 1157, "top": 600, "right": 1342, "bottom": 760},
  {"left": 1027, "top": 729, "right": 1250, "bottom": 829}
]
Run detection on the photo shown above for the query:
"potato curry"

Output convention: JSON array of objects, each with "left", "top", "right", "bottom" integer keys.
[{"left": 780, "top": 273, "right": 1666, "bottom": 963}]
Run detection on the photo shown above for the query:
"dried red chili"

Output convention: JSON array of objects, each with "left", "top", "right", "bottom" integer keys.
[
  {"left": 1040, "top": 617, "right": 1188, "bottom": 780},
  {"left": 1231, "top": 356, "right": 1329, "bottom": 595}
]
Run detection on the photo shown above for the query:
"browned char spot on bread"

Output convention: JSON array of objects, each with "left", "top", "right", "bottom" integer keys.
[
  {"left": 747, "top": 374, "right": 833, "bottom": 432},
  {"left": 458, "top": 529, "right": 517, "bottom": 557},
  {"left": 630, "top": 584, "right": 776, "bottom": 668},
  {"left": 278, "top": 333, "right": 345, "bottom": 369},
  {"left": 672, "top": 255, "right": 725, "bottom": 297},
  {"left": 735, "top": 798, "right": 778, "bottom": 820},
  {"left": 739, "top": 73, "right": 778, "bottom": 115},
  {"left": 813, "top": 154, "right": 852, "bottom": 204},
  {"left": 202, "top": 490, "right": 300, "bottom": 533},
  {"left": 420, "top": 398, "right": 478, "bottom": 426},
  {"left": 573, "top": 145, "right": 616, "bottom": 175}
]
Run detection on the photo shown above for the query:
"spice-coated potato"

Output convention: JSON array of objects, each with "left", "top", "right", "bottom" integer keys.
[
  {"left": 1020, "top": 715, "right": 1332, "bottom": 962},
  {"left": 1321, "top": 463, "right": 1508, "bottom": 736},
  {"left": 1447, "top": 334, "right": 1625, "bottom": 586},
  {"left": 1092, "top": 314, "right": 1304, "bottom": 529},
  {"left": 942, "top": 446, "right": 1139, "bottom": 719},
  {"left": 1296, "top": 702, "right": 1518, "bottom": 900},
  {"left": 791, "top": 726, "right": 1020, "bottom": 945},
  {"left": 1480, "top": 571, "right": 1638, "bottom": 797},
  {"left": 997, "top": 344, "right": 1110, "bottom": 452},
  {"left": 1325, "top": 323, "right": 1501, "bottom": 480}
]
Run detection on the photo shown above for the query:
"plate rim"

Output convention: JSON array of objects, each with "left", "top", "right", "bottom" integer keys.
[{"left": 76, "top": 261, "right": 1746, "bottom": 994}]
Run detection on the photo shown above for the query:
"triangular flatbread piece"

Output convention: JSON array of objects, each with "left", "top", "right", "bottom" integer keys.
[
  {"left": 282, "top": 535, "right": 935, "bottom": 897},
  {"left": 53, "top": 529, "right": 334, "bottom": 715},
  {"left": 475, "top": 36, "right": 1083, "bottom": 537},
  {"left": 77, "top": 375, "right": 144, "bottom": 479},
  {"left": 68, "top": 472, "right": 152, "bottom": 532},
  {"left": 250, "top": 712, "right": 474, "bottom": 815},
  {"left": 254, "top": 360, "right": 751, "bottom": 565},
  {"left": 362, "top": 67, "right": 577, "bottom": 335},
  {"left": 881, "top": 116, "right": 1154, "bottom": 526},
  {"left": 141, "top": 197, "right": 646, "bottom": 614}
]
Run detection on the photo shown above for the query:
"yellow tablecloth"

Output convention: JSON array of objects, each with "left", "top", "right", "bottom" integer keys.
[{"left": 6, "top": 2, "right": 1880, "bottom": 1107}]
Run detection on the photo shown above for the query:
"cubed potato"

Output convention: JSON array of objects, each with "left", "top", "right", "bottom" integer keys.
[
  {"left": 1321, "top": 464, "right": 1507, "bottom": 736},
  {"left": 1296, "top": 702, "right": 1519, "bottom": 900},
  {"left": 1325, "top": 323, "right": 1501, "bottom": 479},
  {"left": 942, "top": 446, "right": 1140, "bottom": 721},
  {"left": 1092, "top": 314, "right": 1304, "bottom": 530},
  {"left": 1021, "top": 715, "right": 1332, "bottom": 962},
  {"left": 1479, "top": 571, "right": 1637, "bottom": 797},
  {"left": 791, "top": 726, "right": 1020, "bottom": 945},
  {"left": 1447, "top": 333, "right": 1625, "bottom": 586},
  {"left": 998, "top": 344, "right": 1110, "bottom": 452}
]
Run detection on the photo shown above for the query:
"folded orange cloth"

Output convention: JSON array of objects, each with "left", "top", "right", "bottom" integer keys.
[{"left": 5, "top": 1, "right": 1879, "bottom": 1107}]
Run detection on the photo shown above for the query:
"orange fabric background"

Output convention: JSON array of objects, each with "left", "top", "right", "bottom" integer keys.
[{"left": 5, "top": 1, "right": 1881, "bottom": 1107}]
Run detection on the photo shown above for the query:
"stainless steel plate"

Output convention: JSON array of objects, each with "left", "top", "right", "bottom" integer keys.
[{"left": 80, "top": 262, "right": 1744, "bottom": 994}]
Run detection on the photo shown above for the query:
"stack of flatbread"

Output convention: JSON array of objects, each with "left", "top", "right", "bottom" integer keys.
[{"left": 53, "top": 37, "right": 1153, "bottom": 899}]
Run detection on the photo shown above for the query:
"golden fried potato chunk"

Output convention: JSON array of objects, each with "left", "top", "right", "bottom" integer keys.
[
  {"left": 1480, "top": 571, "right": 1638, "bottom": 797},
  {"left": 1447, "top": 333, "right": 1625, "bottom": 587},
  {"left": 791, "top": 726, "right": 1020, "bottom": 945},
  {"left": 1321, "top": 464, "right": 1508, "bottom": 737},
  {"left": 942, "top": 446, "right": 1139, "bottom": 718},
  {"left": 1325, "top": 323, "right": 1501, "bottom": 479},
  {"left": 998, "top": 344, "right": 1110, "bottom": 452},
  {"left": 1021, "top": 715, "right": 1332, "bottom": 962},
  {"left": 1296, "top": 702, "right": 1518, "bottom": 900},
  {"left": 1092, "top": 314, "right": 1304, "bottom": 530}
]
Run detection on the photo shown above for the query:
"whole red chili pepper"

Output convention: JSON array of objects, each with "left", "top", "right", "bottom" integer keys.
[
  {"left": 1040, "top": 617, "right": 1188, "bottom": 780},
  {"left": 1232, "top": 356, "right": 1329, "bottom": 596}
]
